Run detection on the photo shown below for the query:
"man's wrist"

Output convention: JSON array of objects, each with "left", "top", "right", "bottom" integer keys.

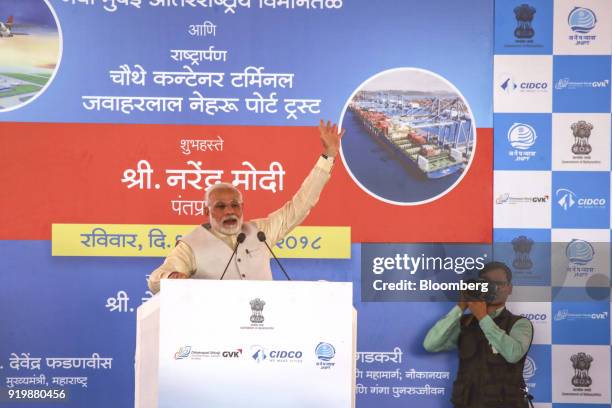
[
  {"left": 478, "top": 314, "right": 494, "bottom": 329},
  {"left": 450, "top": 305, "right": 464, "bottom": 318},
  {"left": 474, "top": 311, "right": 488, "bottom": 321}
]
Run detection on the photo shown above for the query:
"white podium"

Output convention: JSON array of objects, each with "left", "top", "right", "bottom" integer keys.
[{"left": 135, "top": 280, "right": 356, "bottom": 408}]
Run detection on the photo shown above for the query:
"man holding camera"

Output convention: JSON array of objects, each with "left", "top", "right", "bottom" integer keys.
[{"left": 423, "top": 261, "right": 534, "bottom": 408}]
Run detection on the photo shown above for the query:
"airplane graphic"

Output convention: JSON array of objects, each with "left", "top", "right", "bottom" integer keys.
[{"left": 0, "top": 16, "right": 30, "bottom": 38}]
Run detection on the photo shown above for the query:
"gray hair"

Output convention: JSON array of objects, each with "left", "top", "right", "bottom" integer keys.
[{"left": 205, "top": 182, "right": 243, "bottom": 206}]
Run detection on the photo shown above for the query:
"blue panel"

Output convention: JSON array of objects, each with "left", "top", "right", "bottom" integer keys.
[
  {"left": 551, "top": 171, "right": 610, "bottom": 229},
  {"left": 552, "top": 300, "right": 610, "bottom": 345},
  {"left": 525, "top": 345, "right": 552, "bottom": 403},
  {"left": 494, "top": 0, "right": 553, "bottom": 55},
  {"left": 0, "top": 0, "right": 494, "bottom": 127},
  {"left": 553, "top": 56, "right": 612, "bottom": 113},
  {"left": 0, "top": 240, "right": 158, "bottom": 408},
  {"left": 493, "top": 228, "right": 551, "bottom": 286},
  {"left": 494, "top": 113, "right": 552, "bottom": 170}
]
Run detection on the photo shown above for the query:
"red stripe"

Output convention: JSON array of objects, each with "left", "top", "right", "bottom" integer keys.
[{"left": 0, "top": 122, "right": 492, "bottom": 242}]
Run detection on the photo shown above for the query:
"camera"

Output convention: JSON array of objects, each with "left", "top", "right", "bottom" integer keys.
[{"left": 462, "top": 278, "right": 497, "bottom": 302}]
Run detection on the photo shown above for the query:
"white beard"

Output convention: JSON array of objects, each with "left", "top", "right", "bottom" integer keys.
[{"left": 210, "top": 215, "right": 243, "bottom": 235}]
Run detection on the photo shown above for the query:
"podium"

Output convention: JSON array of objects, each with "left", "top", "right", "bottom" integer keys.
[{"left": 135, "top": 280, "right": 356, "bottom": 408}]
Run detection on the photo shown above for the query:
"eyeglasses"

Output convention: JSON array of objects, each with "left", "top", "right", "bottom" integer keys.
[
  {"left": 490, "top": 280, "right": 510, "bottom": 287},
  {"left": 210, "top": 201, "right": 243, "bottom": 212}
]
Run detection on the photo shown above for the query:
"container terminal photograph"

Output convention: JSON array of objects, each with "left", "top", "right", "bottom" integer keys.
[{"left": 341, "top": 68, "right": 476, "bottom": 204}]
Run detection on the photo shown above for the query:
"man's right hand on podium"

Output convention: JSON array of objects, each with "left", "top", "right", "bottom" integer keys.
[{"left": 168, "top": 272, "right": 188, "bottom": 279}]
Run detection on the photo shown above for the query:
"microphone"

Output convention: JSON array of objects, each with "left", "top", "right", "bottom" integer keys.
[
  {"left": 220, "top": 232, "right": 246, "bottom": 280},
  {"left": 257, "top": 231, "right": 291, "bottom": 281}
]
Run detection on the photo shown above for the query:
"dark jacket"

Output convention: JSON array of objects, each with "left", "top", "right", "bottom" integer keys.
[{"left": 451, "top": 308, "right": 532, "bottom": 408}]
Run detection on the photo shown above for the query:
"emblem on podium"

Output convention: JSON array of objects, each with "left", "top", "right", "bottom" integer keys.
[{"left": 249, "top": 298, "right": 266, "bottom": 323}]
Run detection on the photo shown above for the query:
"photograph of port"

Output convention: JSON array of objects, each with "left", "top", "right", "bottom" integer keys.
[{"left": 340, "top": 68, "right": 476, "bottom": 205}]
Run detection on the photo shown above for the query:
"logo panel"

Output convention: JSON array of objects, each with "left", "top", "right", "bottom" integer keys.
[
  {"left": 494, "top": 171, "right": 551, "bottom": 228},
  {"left": 552, "top": 302, "right": 610, "bottom": 345},
  {"left": 522, "top": 345, "right": 552, "bottom": 403},
  {"left": 550, "top": 229, "right": 610, "bottom": 289},
  {"left": 552, "top": 56, "right": 611, "bottom": 113},
  {"left": 553, "top": 0, "right": 611, "bottom": 54},
  {"left": 506, "top": 301, "right": 551, "bottom": 344},
  {"left": 552, "top": 345, "right": 611, "bottom": 404},
  {"left": 551, "top": 172, "right": 610, "bottom": 228},
  {"left": 494, "top": 0, "right": 553, "bottom": 54},
  {"left": 551, "top": 113, "right": 611, "bottom": 171},
  {"left": 494, "top": 55, "right": 552, "bottom": 113},
  {"left": 494, "top": 229, "right": 551, "bottom": 287},
  {"left": 494, "top": 113, "right": 551, "bottom": 170}
]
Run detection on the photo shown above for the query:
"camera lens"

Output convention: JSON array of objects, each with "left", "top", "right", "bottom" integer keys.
[{"left": 462, "top": 278, "right": 497, "bottom": 302}]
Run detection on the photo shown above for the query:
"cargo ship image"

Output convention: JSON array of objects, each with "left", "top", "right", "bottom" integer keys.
[{"left": 348, "top": 90, "right": 474, "bottom": 179}]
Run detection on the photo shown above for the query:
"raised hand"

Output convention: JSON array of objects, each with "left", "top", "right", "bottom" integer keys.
[{"left": 318, "top": 119, "right": 345, "bottom": 158}]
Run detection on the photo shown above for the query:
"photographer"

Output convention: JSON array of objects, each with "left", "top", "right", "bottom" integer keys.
[{"left": 423, "top": 261, "right": 534, "bottom": 408}]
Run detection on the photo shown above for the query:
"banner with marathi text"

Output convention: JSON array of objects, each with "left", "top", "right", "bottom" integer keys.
[{"left": 4, "top": 1, "right": 607, "bottom": 408}]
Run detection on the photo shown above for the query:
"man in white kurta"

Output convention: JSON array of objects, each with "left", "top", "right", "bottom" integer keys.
[{"left": 147, "top": 121, "right": 343, "bottom": 293}]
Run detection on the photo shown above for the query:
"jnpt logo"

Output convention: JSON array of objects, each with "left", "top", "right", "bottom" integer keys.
[
  {"left": 568, "top": 7, "right": 596, "bottom": 33},
  {"left": 507, "top": 123, "right": 536, "bottom": 150}
]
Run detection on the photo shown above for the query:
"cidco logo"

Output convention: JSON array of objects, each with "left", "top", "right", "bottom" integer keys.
[
  {"left": 250, "top": 345, "right": 303, "bottom": 364},
  {"left": 555, "top": 188, "right": 606, "bottom": 210},
  {"left": 521, "top": 313, "right": 548, "bottom": 321},
  {"left": 500, "top": 76, "right": 548, "bottom": 93}
]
